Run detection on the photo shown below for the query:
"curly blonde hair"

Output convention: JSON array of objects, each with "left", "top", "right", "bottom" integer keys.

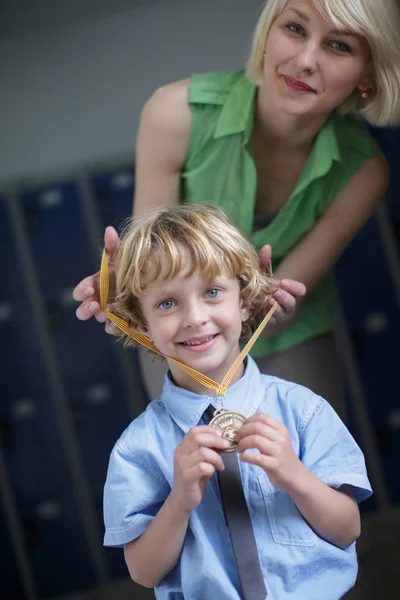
[{"left": 111, "top": 204, "right": 276, "bottom": 348}]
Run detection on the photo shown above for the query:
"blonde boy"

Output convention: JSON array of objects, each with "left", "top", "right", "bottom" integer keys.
[{"left": 104, "top": 204, "right": 371, "bottom": 599}]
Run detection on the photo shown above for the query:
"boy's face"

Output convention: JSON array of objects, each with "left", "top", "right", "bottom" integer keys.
[{"left": 139, "top": 257, "right": 250, "bottom": 393}]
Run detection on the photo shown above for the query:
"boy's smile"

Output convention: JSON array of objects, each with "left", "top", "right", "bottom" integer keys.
[
  {"left": 178, "top": 333, "right": 219, "bottom": 352},
  {"left": 139, "top": 256, "right": 250, "bottom": 394}
]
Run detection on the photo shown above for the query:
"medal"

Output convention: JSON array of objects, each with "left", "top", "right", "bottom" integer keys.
[{"left": 208, "top": 407, "right": 246, "bottom": 452}]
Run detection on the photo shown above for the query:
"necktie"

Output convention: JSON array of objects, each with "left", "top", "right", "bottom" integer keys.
[{"left": 205, "top": 406, "right": 267, "bottom": 600}]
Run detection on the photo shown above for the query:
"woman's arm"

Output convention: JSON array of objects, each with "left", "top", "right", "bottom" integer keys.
[
  {"left": 133, "top": 78, "right": 192, "bottom": 217},
  {"left": 72, "top": 80, "right": 191, "bottom": 322},
  {"left": 275, "top": 151, "right": 389, "bottom": 292},
  {"left": 263, "top": 151, "right": 389, "bottom": 334}
]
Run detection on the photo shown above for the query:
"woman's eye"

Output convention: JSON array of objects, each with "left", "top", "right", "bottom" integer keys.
[
  {"left": 206, "top": 288, "right": 220, "bottom": 299},
  {"left": 158, "top": 299, "right": 175, "bottom": 310},
  {"left": 285, "top": 22, "right": 304, "bottom": 35},
  {"left": 330, "top": 40, "right": 351, "bottom": 53}
]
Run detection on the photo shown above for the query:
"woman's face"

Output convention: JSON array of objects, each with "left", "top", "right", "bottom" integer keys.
[{"left": 263, "top": 0, "right": 374, "bottom": 118}]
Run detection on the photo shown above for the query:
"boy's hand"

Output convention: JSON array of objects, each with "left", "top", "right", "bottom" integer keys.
[
  {"left": 235, "top": 413, "right": 302, "bottom": 491},
  {"left": 170, "top": 426, "right": 230, "bottom": 513}
]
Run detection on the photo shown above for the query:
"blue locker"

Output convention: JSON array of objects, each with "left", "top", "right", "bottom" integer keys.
[
  {"left": 0, "top": 506, "right": 25, "bottom": 599},
  {"left": 335, "top": 215, "right": 400, "bottom": 504},
  {"left": 18, "top": 182, "right": 143, "bottom": 583},
  {"left": 91, "top": 165, "right": 135, "bottom": 231},
  {"left": 1, "top": 196, "right": 98, "bottom": 596},
  {"left": 371, "top": 126, "right": 400, "bottom": 223}
]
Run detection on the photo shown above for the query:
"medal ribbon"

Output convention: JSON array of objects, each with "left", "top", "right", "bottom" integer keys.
[{"left": 100, "top": 249, "right": 278, "bottom": 397}]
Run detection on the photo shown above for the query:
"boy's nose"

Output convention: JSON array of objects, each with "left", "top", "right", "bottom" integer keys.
[{"left": 183, "top": 302, "right": 208, "bottom": 328}]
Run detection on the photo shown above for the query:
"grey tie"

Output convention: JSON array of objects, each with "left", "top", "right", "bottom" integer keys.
[{"left": 205, "top": 406, "right": 267, "bottom": 599}]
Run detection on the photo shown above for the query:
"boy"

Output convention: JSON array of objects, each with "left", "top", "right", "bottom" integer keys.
[{"left": 103, "top": 204, "right": 372, "bottom": 599}]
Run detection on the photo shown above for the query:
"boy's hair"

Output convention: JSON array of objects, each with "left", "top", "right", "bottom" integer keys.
[
  {"left": 112, "top": 204, "right": 275, "bottom": 348},
  {"left": 246, "top": 0, "right": 400, "bottom": 126}
]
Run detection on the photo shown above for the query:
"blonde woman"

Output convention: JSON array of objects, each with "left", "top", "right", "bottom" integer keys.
[{"left": 74, "top": 0, "right": 400, "bottom": 418}]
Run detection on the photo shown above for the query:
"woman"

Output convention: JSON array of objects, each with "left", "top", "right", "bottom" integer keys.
[{"left": 74, "top": 0, "right": 400, "bottom": 417}]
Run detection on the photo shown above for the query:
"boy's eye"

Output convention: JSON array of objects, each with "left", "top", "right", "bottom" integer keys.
[
  {"left": 158, "top": 299, "right": 175, "bottom": 310},
  {"left": 206, "top": 288, "right": 220, "bottom": 299},
  {"left": 285, "top": 22, "right": 304, "bottom": 35}
]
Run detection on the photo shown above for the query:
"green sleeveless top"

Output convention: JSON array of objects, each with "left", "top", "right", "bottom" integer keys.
[{"left": 181, "top": 71, "right": 377, "bottom": 358}]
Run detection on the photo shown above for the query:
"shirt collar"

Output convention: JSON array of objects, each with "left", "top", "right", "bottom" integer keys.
[
  {"left": 214, "top": 72, "right": 256, "bottom": 144},
  {"left": 161, "top": 356, "right": 265, "bottom": 433},
  {"left": 213, "top": 71, "right": 345, "bottom": 171},
  {"left": 293, "top": 112, "right": 344, "bottom": 196}
]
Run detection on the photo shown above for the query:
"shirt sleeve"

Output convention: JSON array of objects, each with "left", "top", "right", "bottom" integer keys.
[
  {"left": 103, "top": 440, "right": 169, "bottom": 547},
  {"left": 299, "top": 398, "right": 373, "bottom": 503}
]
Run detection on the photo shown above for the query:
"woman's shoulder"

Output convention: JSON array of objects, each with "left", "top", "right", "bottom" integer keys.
[
  {"left": 144, "top": 70, "right": 244, "bottom": 111},
  {"left": 140, "top": 71, "right": 245, "bottom": 136},
  {"left": 188, "top": 70, "right": 246, "bottom": 105},
  {"left": 143, "top": 77, "right": 192, "bottom": 123}
]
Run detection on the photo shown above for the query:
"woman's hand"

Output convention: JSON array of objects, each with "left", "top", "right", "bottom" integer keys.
[
  {"left": 258, "top": 244, "right": 306, "bottom": 334},
  {"left": 73, "top": 226, "right": 119, "bottom": 332}
]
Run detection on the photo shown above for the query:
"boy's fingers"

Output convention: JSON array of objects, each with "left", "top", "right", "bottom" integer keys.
[
  {"left": 181, "top": 448, "right": 225, "bottom": 472},
  {"left": 179, "top": 430, "right": 228, "bottom": 453},
  {"left": 236, "top": 421, "right": 281, "bottom": 443}
]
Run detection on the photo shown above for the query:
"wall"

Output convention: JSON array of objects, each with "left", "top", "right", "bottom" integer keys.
[{"left": 0, "top": 0, "right": 263, "bottom": 185}]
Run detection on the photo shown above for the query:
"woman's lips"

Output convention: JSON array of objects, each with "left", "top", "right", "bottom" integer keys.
[{"left": 282, "top": 75, "right": 316, "bottom": 93}]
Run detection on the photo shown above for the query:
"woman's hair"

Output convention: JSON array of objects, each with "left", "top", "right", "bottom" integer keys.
[
  {"left": 112, "top": 204, "right": 275, "bottom": 348},
  {"left": 246, "top": 0, "right": 400, "bottom": 126}
]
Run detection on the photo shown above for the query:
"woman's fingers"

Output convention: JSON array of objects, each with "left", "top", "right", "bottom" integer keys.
[
  {"left": 279, "top": 278, "right": 306, "bottom": 299},
  {"left": 75, "top": 299, "right": 101, "bottom": 321},
  {"left": 104, "top": 226, "right": 120, "bottom": 257},
  {"left": 72, "top": 274, "right": 98, "bottom": 303}
]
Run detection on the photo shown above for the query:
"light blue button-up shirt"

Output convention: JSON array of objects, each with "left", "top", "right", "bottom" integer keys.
[{"left": 104, "top": 357, "right": 372, "bottom": 599}]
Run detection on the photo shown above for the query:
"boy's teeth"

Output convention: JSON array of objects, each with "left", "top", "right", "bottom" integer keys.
[{"left": 183, "top": 336, "right": 213, "bottom": 346}]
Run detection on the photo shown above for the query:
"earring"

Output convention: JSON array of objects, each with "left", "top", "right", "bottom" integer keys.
[{"left": 360, "top": 89, "right": 369, "bottom": 99}]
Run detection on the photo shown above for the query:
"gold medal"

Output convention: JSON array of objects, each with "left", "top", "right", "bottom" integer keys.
[{"left": 208, "top": 408, "right": 246, "bottom": 452}]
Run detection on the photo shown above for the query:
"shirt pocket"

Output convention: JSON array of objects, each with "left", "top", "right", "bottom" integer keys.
[{"left": 258, "top": 475, "right": 317, "bottom": 547}]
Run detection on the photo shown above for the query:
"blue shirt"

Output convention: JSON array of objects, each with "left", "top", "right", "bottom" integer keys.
[{"left": 103, "top": 357, "right": 372, "bottom": 599}]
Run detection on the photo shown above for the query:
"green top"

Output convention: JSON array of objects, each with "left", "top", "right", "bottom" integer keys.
[{"left": 181, "top": 71, "right": 377, "bottom": 358}]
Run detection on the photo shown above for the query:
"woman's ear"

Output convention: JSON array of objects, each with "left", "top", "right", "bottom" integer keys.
[{"left": 358, "top": 65, "right": 375, "bottom": 95}]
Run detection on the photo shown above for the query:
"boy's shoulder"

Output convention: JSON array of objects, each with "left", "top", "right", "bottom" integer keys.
[
  {"left": 115, "top": 397, "right": 171, "bottom": 456},
  {"left": 259, "top": 372, "right": 328, "bottom": 433}
]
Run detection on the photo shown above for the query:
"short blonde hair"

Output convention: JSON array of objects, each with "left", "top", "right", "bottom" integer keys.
[
  {"left": 112, "top": 204, "right": 275, "bottom": 347},
  {"left": 246, "top": 0, "right": 400, "bottom": 126}
]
